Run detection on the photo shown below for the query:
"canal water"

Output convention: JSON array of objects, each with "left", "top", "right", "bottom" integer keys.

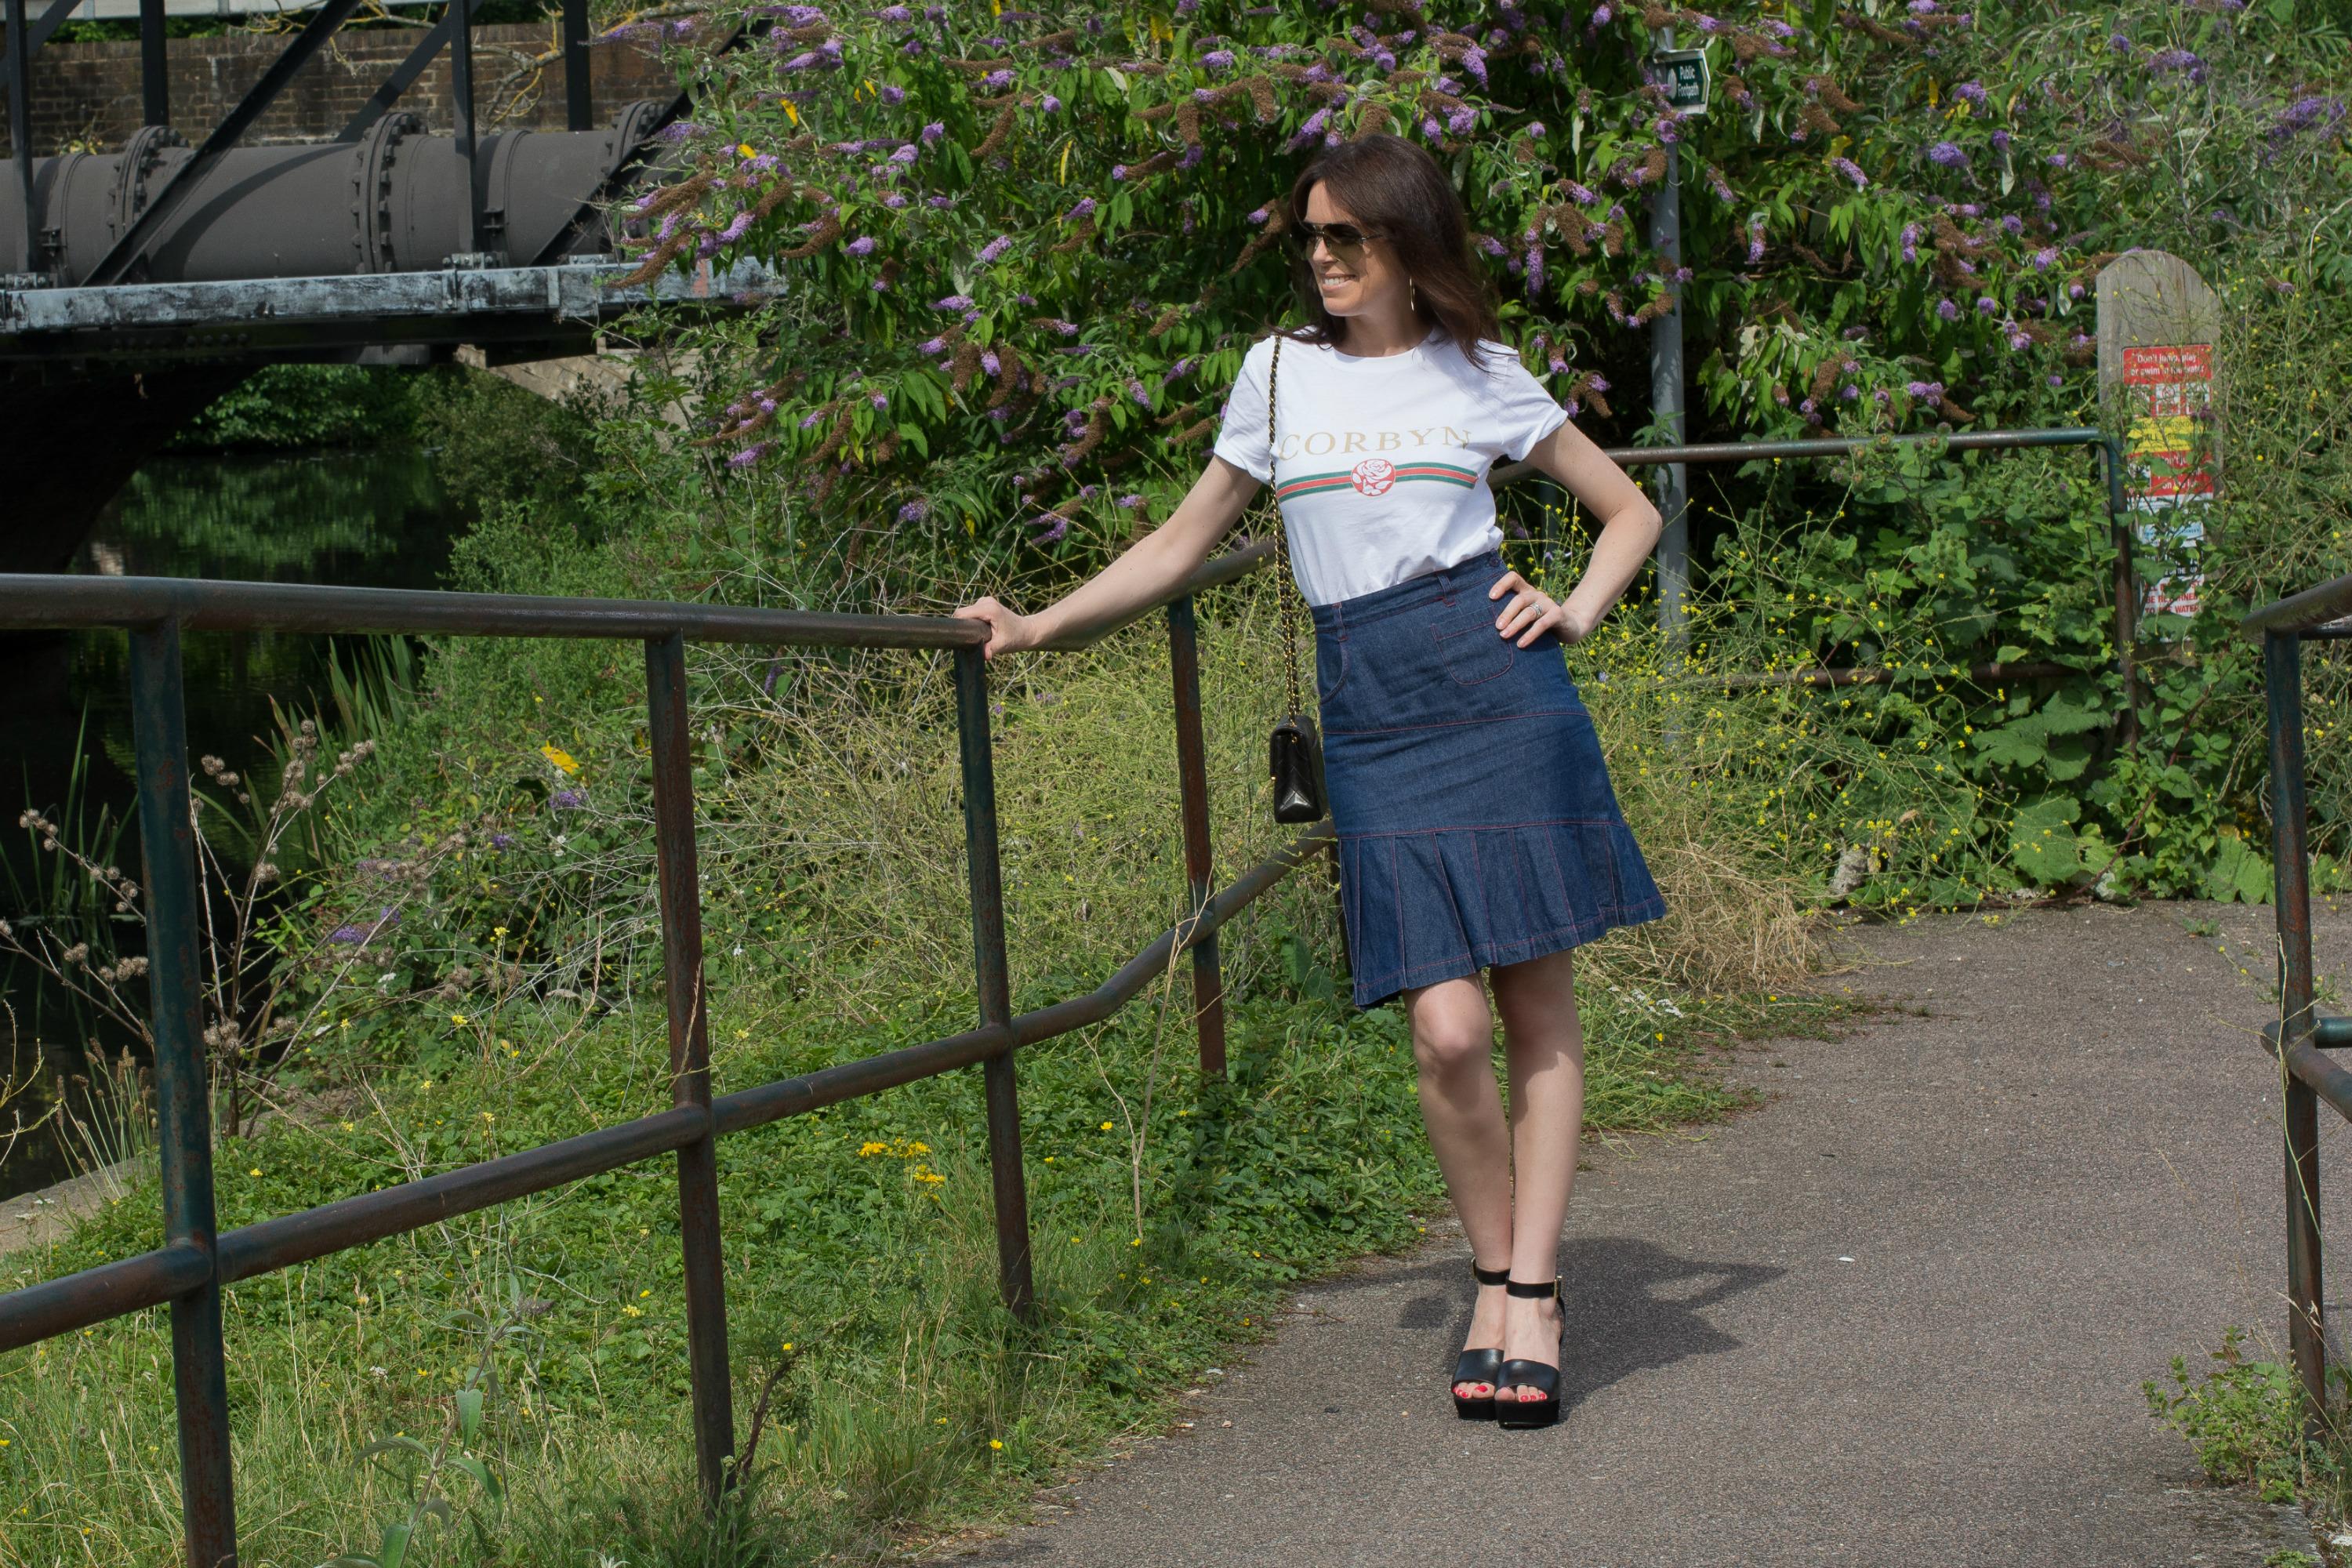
[{"left": 0, "top": 448, "right": 452, "bottom": 1201}]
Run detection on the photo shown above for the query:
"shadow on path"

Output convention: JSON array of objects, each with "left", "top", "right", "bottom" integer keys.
[{"left": 1381, "top": 1237, "right": 1783, "bottom": 1414}]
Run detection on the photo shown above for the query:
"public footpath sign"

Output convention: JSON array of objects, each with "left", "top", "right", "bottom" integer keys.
[
  {"left": 2096, "top": 249, "right": 2221, "bottom": 624},
  {"left": 1647, "top": 46, "right": 1710, "bottom": 115}
]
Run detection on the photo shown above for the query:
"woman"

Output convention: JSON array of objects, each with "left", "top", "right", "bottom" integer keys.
[{"left": 952, "top": 133, "right": 1666, "bottom": 1431}]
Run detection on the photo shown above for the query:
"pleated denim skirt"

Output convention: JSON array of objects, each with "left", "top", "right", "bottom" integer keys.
[{"left": 1308, "top": 546, "right": 1667, "bottom": 1011}]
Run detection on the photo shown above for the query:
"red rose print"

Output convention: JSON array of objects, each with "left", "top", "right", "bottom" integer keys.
[{"left": 1350, "top": 457, "right": 1396, "bottom": 495}]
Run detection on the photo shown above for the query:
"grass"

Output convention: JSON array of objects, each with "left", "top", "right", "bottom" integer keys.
[{"left": 0, "top": 563, "right": 1838, "bottom": 1565}]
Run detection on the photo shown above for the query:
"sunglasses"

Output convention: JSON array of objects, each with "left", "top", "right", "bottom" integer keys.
[{"left": 1285, "top": 220, "right": 1385, "bottom": 260}]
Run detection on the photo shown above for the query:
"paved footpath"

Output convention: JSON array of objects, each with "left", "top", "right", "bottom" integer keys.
[{"left": 932, "top": 902, "right": 2352, "bottom": 1567}]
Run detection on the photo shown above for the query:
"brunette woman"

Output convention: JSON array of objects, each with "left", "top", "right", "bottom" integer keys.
[{"left": 952, "top": 132, "right": 1665, "bottom": 1431}]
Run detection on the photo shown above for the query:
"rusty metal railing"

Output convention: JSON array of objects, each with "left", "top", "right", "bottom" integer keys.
[
  {"left": 2245, "top": 574, "right": 2352, "bottom": 1439},
  {"left": 0, "top": 539, "right": 1335, "bottom": 1567}
]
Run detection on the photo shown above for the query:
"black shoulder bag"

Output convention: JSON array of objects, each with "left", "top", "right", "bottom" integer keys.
[{"left": 1264, "top": 335, "right": 1330, "bottom": 825}]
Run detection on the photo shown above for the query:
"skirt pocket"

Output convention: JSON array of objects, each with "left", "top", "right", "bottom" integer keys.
[{"left": 1429, "top": 610, "right": 1516, "bottom": 686}]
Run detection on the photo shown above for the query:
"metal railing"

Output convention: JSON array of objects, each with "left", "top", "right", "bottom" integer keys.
[
  {"left": 0, "top": 424, "right": 2144, "bottom": 1563},
  {"left": 2244, "top": 574, "right": 2352, "bottom": 1438},
  {"left": 0, "top": 538, "right": 1335, "bottom": 1567}
]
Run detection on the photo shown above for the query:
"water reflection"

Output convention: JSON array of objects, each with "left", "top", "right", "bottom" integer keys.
[{"left": 1, "top": 448, "right": 453, "bottom": 1200}]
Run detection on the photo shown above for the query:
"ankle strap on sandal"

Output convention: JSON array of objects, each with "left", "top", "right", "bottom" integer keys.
[
  {"left": 1471, "top": 1261, "right": 1512, "bottom": 1287},
  {"left": 1504, "top": 1276, "right": 1559, "bottom": 1299}
]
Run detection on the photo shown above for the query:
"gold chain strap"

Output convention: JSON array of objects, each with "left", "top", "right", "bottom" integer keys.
[{"left": 1265, "top": 335, "right": 1302, "bottom": 719}]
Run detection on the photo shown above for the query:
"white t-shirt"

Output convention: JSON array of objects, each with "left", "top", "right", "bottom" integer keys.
[{"left": 1210, "top": 329, "right": 1568, "bottom": 607}]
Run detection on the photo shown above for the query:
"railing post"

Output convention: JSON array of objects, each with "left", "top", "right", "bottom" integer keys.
[
  {"left": 644, "top": 631, "right": 737, "bottom": 1501},
  {"left": 2103, "top": 434, "right": 2140, "bottom": 749},
  {"left": 448, "top": 0, "right": 479, "bottom": 259},
  {"left": 953, "top": 641, "right": 1035, "bottom": 1318},
  {"left": 129, "top": 619, "right": 238, "bottom": 1568},
  {"left": 1163, "top": 593, "right": 1229, "bottom": 1079},
  {"left": 561, "top": 0, "right": 591, "bottom": 131},
  {"left": 2264, "top": 628, "right": 2325, "bottom": 1437}
]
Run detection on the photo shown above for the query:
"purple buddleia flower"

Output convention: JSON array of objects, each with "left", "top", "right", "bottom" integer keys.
[
  {"left": 2067, "top": 281, "right": 2085, "bottom": 299},
  {"left": 1177, "top": 144, "right": 1204, "bottom": 170},
  {"left": 1747, "top": 222, "right": 1766, "bottom": 264},
  {"left": 2031, "top": 246, "right": 2058, "bottom": 270},
  {"left": 977, "top": 235, "right": 1012, "bottom": 264},
  {"left": 1936, "top": 297, "right": 1960, "bottom": 321},
  {"left": 883, "top": 192, "right": 909, "bottom": 209},
  {"left": 845, "top": 234, "right": 877, "bottom": 256},
  {"left": 1926, "top": 141, "right": 1968, "bottom": 169},
  {"left": 1066, "top": 197, "right": 1098, "bottom": 221},
  {"left": 1831, "top": 157, "right": 1867, "bottom": 189},
  {"left": 890, "top": 144, "right": 919, "bottom": 165},
  {"left": 2270, "top": 96, "right": 2347, "bottom": 142},
  {"left": 2148, "top": 48, "right": 2205, "bottom": 82},
  {"left": 1169, "top": 356, "right": 1193, "bottom": 379},
  {"left": 1128, "top": 379, "right": 1149, "bottom": 407},
  {"left": 897, "top": 499, "right": 929, "bottom": 523},
  {"left": 916, "top": 336, "right": 944, "bottom": 354},
  {"left": 927, "top": 194, "right": 956, "bottom": 209},
  {"left": 920, "top": 121, "right": 946, "bottom": 144},
  {"left": 982, "top": 68, "right": 1014, "bottom": 89},
  {"left": 1475, "top": 233, "right": 1506, "bottom": 257},
  {"left": 1111, "top": 165, "right": 1129, "bottom": 180},
  {"left": 1976, "top": 295, "right": 1999, "bottom": 315},
  {"left": 870, "top": 393, "right": 888, "bottom": 410},
  {"left": 1954, "top": 79, "right": 1987, "bottom": 107},
  {"left": 1422, "top": 116, "right": 1444, "bottom": 139},
  {"left": 1906, "top": 379, "right": 1944, "bottom": 401},
  {"left": 2107, "top": 32, "right": 2130, "bottom": 52},
  {"left": 1202, "top": 47, "right": 1236, "bottom": 69},
  {"left": 2045, "top": 152, "right": 2071, "bottom": 168},
  {"left": 551, "top": 789, "right": 588, "bottom": 811},
  {"left": 728, "top": 443, "right": 769, "bottom": 467},
  {"left": 491, "top": 832, "right": 516, "bottom": 851},
  {"left": 1117, "top": 492, "right": 1145, "bottom": 510},
  {"left": 1840, "top": 383, "right": 1860, "bottom": 401},
  {"left": 1900, "top": 222, "right": 1920, "bottom": 262},
  {"left": 980, "top": 350, "right": 1000, "bottom": 376},
  {"left": 933, "top": 294, "right": 973, "bottom": 310},
  {"left": 1463, "top": 47, "right": 1488, "bottom": 84}
]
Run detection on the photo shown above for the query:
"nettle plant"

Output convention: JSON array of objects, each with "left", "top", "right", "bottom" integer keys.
[{"left": 601, "top": 0, "right": 2345, "bottom": 904}]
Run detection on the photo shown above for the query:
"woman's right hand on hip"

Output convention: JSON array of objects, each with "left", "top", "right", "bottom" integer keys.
[{"left": 951, "top": 596, "right": 1034, "bottom": 662}]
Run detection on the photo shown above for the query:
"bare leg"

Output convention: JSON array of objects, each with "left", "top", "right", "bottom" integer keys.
[
  {"left": 1403, "top": 973, "right": 1513, "bottom": 1402},
  {"left": 1486, "top": 946, "right": 1585, "bottom": 1406}
]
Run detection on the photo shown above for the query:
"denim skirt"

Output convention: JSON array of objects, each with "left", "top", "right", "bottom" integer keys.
[{"left": 1308, "top": 546, "right": 1667, "bottom": 1011}]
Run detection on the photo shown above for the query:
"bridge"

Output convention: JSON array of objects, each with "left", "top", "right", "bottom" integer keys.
[{"left": 0, "top": 0, "right": 762, "bottom": 570}]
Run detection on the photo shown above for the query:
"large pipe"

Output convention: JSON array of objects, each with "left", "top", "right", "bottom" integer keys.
[{"left": 0, "top": 104, "right": 663, "bottom": 285}]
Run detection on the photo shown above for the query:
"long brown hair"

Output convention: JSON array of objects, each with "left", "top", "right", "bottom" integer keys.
[{"left": 1284, "top": 132, "right": 1503, "bottom": 368}]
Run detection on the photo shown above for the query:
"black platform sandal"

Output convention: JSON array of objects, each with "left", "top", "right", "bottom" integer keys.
[
  {"left": 1493, "top": 1276, "right": 1564, "bottom": 1431},
  {"left": 1451, "top": 1261, "right": 1512, "bottom": 1420}
]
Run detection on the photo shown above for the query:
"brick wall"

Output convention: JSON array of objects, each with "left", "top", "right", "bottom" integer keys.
[{"left": 3, "top": 25, "right": 673, "bottom": 157}]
